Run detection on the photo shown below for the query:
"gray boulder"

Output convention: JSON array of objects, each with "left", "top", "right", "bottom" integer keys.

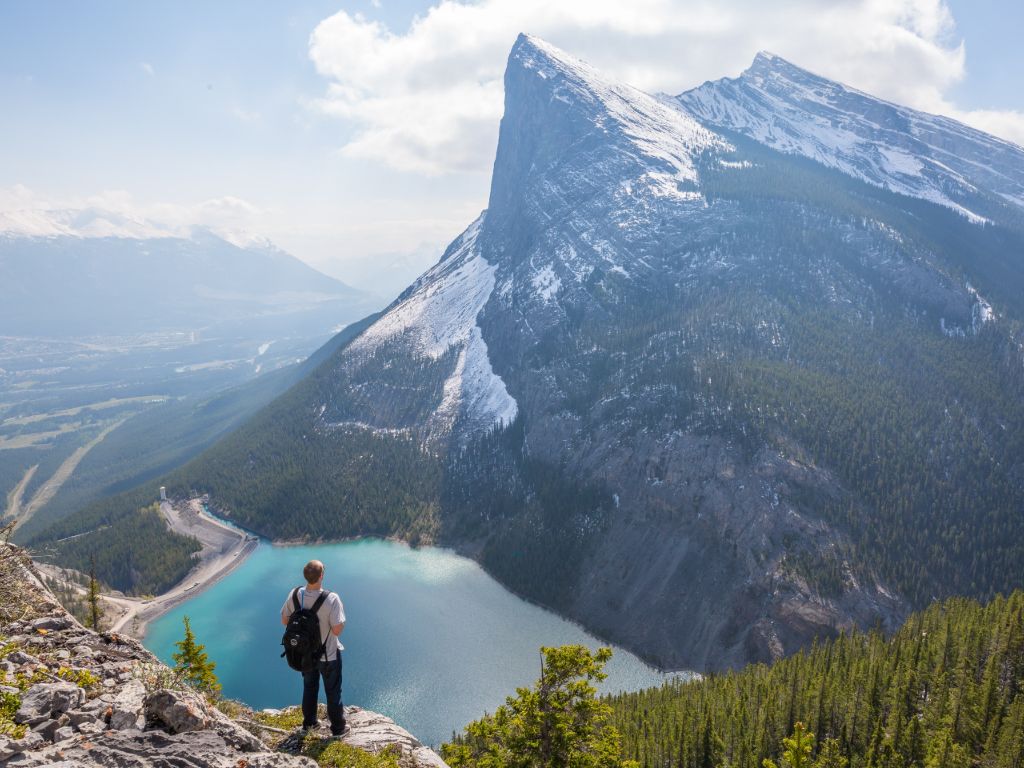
[
  {"left": 0, "top": 731, "right": 44, "bottom": 760},
  {"left": 108, "top": 679, "right": 147, "bottom": 730},
  {"left": 2, "top": 728, "right": 316, "bottom": 767},
  {"left": 31, "top": 718, "right": 63, "bottom": 741},
  {"left": 206, "top": 705, "right": 266, "bottom": 752},
  {"left": 144, "top": 689, "right": 210, "bottom": 733},
  {"left": 14, "top": 682, "right": 85, "bottom": 725},
  {"left": 7, "top": 651, "right": 41, "bottom": 666},
  {"left": 30, "top": 616, "right": 73, "bottom": 632}
]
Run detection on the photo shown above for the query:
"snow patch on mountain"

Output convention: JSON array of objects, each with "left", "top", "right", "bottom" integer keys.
[
  {"left": 435, "top": 326, "right": 519, "bottom": 435},
  {"left": 967, "top": 283, "right": 995, "bottom": 332},
  {"left": 352, "top": 216, "right": 489, "bottom": 358},
  {"left": 531, "top": 263, "right": 561, "bottom": 302},
  {"left": 351, "top": 212, "right": 517, "bottom": 431}
]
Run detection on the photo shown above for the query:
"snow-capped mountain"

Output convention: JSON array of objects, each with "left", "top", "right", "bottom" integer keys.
[
  {"left": 149, "top": 36, "right": 1024, "bottom": 671},
  {"left": 678, "top": 52, "right": 1024, "bottom": 222},
  {"left": 0, "top": 228, "right": 372, "bottom": 337}
]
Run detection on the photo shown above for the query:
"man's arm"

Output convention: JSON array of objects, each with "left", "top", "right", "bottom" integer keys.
[
  {"left": 330, "top": 596, "right": 346, "bottom": 636},
  {"left": 281, "top": 591, "right": 295, "bottom": 626}
]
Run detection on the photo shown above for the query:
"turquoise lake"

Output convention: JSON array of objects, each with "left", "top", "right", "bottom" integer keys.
[{"left": 144, "top": 538, "right": 680, "bottom": 747}]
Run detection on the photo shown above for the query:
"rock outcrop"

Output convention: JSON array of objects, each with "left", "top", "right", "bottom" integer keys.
[{"left": 0, "top": 544, "right": 448, "bottom": 768}]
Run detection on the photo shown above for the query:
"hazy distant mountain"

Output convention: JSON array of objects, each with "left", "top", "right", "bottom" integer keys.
[
  {"left": 42, "top": 36, "right": 1024, "bottom": 671},
  {"left": 338, "top": 242, "right": 445, "bottom": 302},
  {"left": 0, "top": 227, "right": 373, "bottom": 337}
]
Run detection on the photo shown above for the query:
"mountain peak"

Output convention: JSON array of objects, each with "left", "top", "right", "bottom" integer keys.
[
  {"left": 740, "top": 50, "right": 842, "bottom": 96},
  {"left": 489, "top": 33, "right": 727, "bottom": 238},
  {"left": 679, "top": 51, "right": 1024, "bottom": 219},
  {"left": 506, "top": 33, "right": 621, "bottom": 102},
  {"left": 751, "top": 50, "right": 782, "bottom": 65}
]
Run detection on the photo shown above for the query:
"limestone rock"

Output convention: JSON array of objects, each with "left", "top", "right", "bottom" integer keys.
[
  {"left": 6, "top": 651, "right": 41, "bottom": 666},
  {"left": 30, "top": 616, "right": 73, "bottom": 632},
  {"left": 4, "top": 728, "right": 317, "bottom": 768},
  {"left": 206, "top": 704, "right": 266, "bottom": 752},
  {"left": 0, "top": 731, "right": 44, "bottom": 760},
  {"left": 109, "top": 679, "right": 147, "bottom": 730},
  {"left": 279, "top": 706, "right": 450, "bottom": 768},
  {"left": 345, "top": 707, "right": 451, "bottom": 768},
  {"left": 14, "top": 682, "right": 85, "bottom": 725},
  {"left": 144, "top": 688, "right": 210, "bottom": 733}
]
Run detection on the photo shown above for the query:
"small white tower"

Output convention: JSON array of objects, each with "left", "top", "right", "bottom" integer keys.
[{"left": 159, "top": 486, "right": 167, "bottom": 502}]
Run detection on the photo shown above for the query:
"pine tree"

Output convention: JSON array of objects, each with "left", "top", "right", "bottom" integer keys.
[
  {"left": 87, "top": 555, "right": 102, "bottom": 631},
  {"left": 814, "top": 738, "right": 848, "bottom": 768},
  {"left": 172, "top": 616, "right": 220, "bottom": 695},
  {"left": 442, "top": 645, "right": 638, "bottom": 768},
  {"left": 764, "top": 722, "right": 815, "bottom": 768}
]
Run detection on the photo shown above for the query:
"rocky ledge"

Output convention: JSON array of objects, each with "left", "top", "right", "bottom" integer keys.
[{"left": 0, "top": 545, "right": 448, "bottom": 768}]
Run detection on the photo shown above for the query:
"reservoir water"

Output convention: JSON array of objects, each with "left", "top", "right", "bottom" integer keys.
[{"left": 144, "top": 539, "right": 678, "bottom": 747}]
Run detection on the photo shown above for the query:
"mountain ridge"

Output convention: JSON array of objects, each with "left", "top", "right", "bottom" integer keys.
[
  {"left": 678, "top": 50, "right": 1024, "bottom": 222},
  {"left": 0, "top": 229, "right": 372, "bottom": 337}
]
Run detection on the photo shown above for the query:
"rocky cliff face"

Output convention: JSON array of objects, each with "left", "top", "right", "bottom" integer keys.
[{"left": 0, "top": 545, "right": 448, "bottom": 768}]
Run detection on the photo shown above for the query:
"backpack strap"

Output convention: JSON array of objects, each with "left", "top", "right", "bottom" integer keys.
[
  {"left": 292, "top": 587, "right": 301, "bottom": 612},
  {"left": 310, "top": 591, "right": 331, "bottom": 660},
  {"left": 310, "top": 590, "right": 329, "bottom": 614}
]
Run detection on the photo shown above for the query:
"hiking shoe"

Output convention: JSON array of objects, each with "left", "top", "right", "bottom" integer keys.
[
  {"left": 301, "top": 723, "right": 318, "bottom": 734},
  {"left": 330, "top": 724, "right": 351, "bottom": 739}
]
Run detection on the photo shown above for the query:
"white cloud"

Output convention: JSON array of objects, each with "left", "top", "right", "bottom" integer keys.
[
  {"left": 307, "top": 0, "right": 1024, "bottom": 174},
  {"left": 940, "top": 107, "right": 1024, "bottom": 147},
  {"left": 232, "top": 105, "right": 261, "bottom": 123},
  {"left": 0, "top": 185, "right": 268, "bottom": 248}
]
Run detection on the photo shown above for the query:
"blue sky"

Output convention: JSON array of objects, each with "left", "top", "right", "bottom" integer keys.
[{"left": 1, "top": 1, "right": 1022, "bottom": 290}]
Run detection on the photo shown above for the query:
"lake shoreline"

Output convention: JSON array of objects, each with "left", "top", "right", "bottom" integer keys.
[
  {"left": 145, "top": 498, "right": 691, "bottom": 677},
  {"left": 142, "top": 535, "right": 681, "bottom": 748},
  {"left": 115, "top": 498, "right": 259, "bottom": 639}
]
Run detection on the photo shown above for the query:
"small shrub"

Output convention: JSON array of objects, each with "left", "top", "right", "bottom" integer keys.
[
  {"left": 11, "top": 668, "right": 50, "bottom": 692},
  {"left": 57, "top": 666, "right": 100, "bottom": 691},
  {"left": 254, "top": 706, "right": 306, "bottom": 731},
  {"left": 0, "top": 690, "right": 27, "bottom": 738},
  {"left": 0, "top": 636, "right": 18, "bottom": 660},
  {"left": 303, "top": 736, "right": 401, "bottom": 768}
]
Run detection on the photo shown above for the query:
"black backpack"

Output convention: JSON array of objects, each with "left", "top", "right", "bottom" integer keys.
[{"left": 280, "top": 588, "right": 329, "bottom": 672}]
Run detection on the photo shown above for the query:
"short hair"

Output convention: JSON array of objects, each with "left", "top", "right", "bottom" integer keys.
[{"left": 303, "top": 560, "right": 324, "bottom": 584}]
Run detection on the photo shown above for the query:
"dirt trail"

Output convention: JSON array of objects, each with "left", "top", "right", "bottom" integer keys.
[
  {"left": 5, "top": 464, "right": 38, "bottom": 521},
  {"left": 14, "top": 418, "right": 128, "bottom": 531}
]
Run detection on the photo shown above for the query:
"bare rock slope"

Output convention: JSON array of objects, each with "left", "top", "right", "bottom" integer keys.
[{"left": 0, "top": 544, "right": 447, "bottom": 768}]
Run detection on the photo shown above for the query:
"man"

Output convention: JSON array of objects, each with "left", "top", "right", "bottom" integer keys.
[{"left": 280, "top": 559, "right": 349, "bottom": 737}]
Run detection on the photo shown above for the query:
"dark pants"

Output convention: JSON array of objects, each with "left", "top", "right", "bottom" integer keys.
[{"left": 302, "top": 654, "right": 345, "bottom": 734}]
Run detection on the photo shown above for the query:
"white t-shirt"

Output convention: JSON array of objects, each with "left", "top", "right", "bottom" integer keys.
[{"left": 281, "top": 587, "right": 346, "bottom": 661}]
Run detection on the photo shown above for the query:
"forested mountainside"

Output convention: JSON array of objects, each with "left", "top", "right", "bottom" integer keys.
[
  {"left": 33, "top": 36, "right": 1024, "bottom": 670},
  {"left": 606, "top": 591, "right": 1024, "bottom": 768}
]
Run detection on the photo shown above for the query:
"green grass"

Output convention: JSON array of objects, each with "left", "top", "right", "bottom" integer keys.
[{"left": 302, "top": 736, "right": 401, "bottom": 768}]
